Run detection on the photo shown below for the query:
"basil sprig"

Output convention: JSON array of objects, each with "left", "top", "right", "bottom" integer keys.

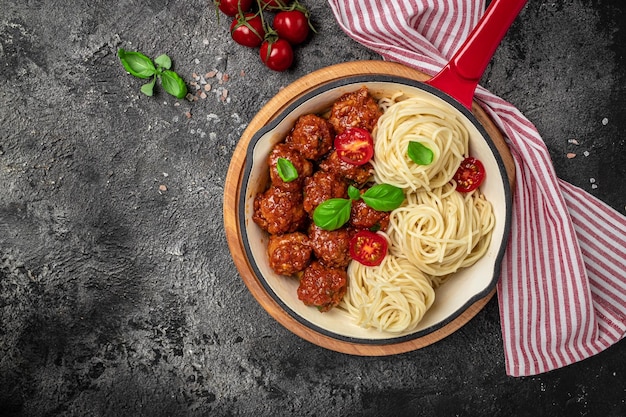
[
  {"left": 276, "top": 158, "right": 298, "bottom": 182},
  {"left": 361, "top": 184, "right": 405, "bottom": 211},
  {"left": 408, "top": 141, "right": 434, "bottom": 165},
  {"left": 118, "top": 49, "right": 187, "bottom": 99},
  {"left": 347, "top": 185, "right": 361, "bottom": 200},
  {"left": 312, "top": 198, "right": 352, "bottom": 231},
  {"left": 313, "top": 184, "right": 404, "bottom": 231}
]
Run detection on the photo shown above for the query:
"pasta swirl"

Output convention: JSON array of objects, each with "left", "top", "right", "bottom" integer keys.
[
  {"left": 387, "top": 183, "right": 495, "bottom": 280},
  {"left": 372, "top": 96, "right": 469, "bottom": 192},
  {"left": 341, "top": 254, "right": 435, "bottom": 333},
  {"left": 338, "top": 90, "right": 496, "bottom": 335}
]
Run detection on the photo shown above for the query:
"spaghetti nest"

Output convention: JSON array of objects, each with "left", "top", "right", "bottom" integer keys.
[
  {"left": 339, "top": 92, "right": 496, "bottom": 334},
  {"left": 341, "top": 254, "right": 435, "bottom": 333},
  {"left": 372, "top": 95, "right": 468, "bottom": 192},
  {"left": 387, "top": 183, "right": 495, "bottom": 283}
]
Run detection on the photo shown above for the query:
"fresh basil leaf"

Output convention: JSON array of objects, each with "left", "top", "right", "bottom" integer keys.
[
  {"left": 160, "top": 70, "right": 188, "bottom": 99},
  {"left": 154, "top": 54, "right": 172, "bottom": 70},
  {"left": 362, "top": 184, "right": 405, "bottom": 211},
  {"left": 118, "top": 49, "right": 156, "bottom": 79},
  {"left": 408, "top": 141, "right": 434, "bottom": 165},
  {"left": 347, "top": 185, "right": 361, "bottom": 201},
  {"left": 312, "top": 198, "right": 352, "bottom": 231},
  {"left": 276, "top": 158, "right": 298, "bottom": 182},
  {"left": 140, "top": 77, "right": 156, "bottom": 96}
]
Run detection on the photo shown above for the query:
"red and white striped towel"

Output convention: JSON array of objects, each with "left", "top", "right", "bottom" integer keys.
[{"left": 327, "top": 0, "right": 626, "bottom": 376}]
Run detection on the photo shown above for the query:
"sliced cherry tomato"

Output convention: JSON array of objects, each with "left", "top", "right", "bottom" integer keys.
[
  {"left": 453, "top": 156, "right": 486, "bottom": 192},
  {"left": 334, "top": 127, "right": 374, "bottom": 165},
  {"left": 273, "top": 10, "right": 310, "bottom": 45},
  {"left": 349, "top": 230, "right": 388, "bottom": 267},
  {"left": 216, "top": 0, "right": 253, "bottom": 16},
  {"left": 230, "top": 13, "right": 265, "bottom": 47},
  {"left": 260, "top": 38, "right": 294, "bottom": 72}
]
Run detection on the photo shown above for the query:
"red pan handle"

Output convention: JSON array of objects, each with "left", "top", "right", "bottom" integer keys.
[{"left": 425, "top": 0, "right": 528, "bottom": 109}]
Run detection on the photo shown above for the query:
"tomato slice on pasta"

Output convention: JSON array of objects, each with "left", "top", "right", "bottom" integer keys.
[
  {"left": 453, "top": 157, "right": 486, "bottom": 192},
  {"left": 334, "top": 127, "right": 374, "bottom": 165},
  {"left": 349, "top": 230, "right": 388, "bottom": 266}
]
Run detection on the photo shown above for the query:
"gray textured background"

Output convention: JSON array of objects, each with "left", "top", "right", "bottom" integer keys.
[{"left": 1, "top": 0, "right": 625, "bottom": 416}]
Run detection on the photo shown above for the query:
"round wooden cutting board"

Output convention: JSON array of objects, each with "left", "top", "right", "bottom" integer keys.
[{"left": 223, "top": 61, "right": 515, "bottom": 356}]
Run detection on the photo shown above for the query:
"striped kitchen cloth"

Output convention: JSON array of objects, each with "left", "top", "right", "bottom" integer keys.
[{"left": 327, "top": 0, "right": 626, "bottom": 376}]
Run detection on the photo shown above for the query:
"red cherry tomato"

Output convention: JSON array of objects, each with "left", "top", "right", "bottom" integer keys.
[
  {"left": 453, "top": 156, "right": 486, "bottom": 192},
  {"left": 259, "top": 0, "right": 292, "bottom": 9},
  {"left": 349, "top": 230, "right": 388, "bottom": 267},
  {"left": 273, "top": 10, "right": 310, "bottom": 45},
  {"left": 230, "top": 13, "right": 265, "bottom": 47},
  {"left": 334, "top": 127, "right": 374, "bottom": 165},
  {"left": 260, "top": 39, "right": 294, "bottom": 72},
  {"left": 217, "top": 0, "right": 253, "bottom": 16}
]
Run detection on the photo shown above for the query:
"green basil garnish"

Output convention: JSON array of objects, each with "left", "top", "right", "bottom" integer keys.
[
  {"left": 118, "top": 48, "right": 187, "bottom": 99},
  {"left": 312, "top": 198, "right": 352, "bottom": 231},
  {"left": 361, "top": 184, "right": 405, "bottom": 211},
  {"left": 140, "top": 77, "right": 157, "bottom": 96},
  {"left": 276, "top": 158, "right": 298, "bottom": 182},
  {"left": 347, "top": 185, "right": 361, "bottom": 201},
  {"left": 313, "top": 184, "right": 404, "bottom": 230},
  {"left": 408, "top": 141, "right": 434, "bottom": 165},
  {"left": 118, "top": 49, "right": 156, "bottom": 79},
  {"left": 160, "top": 70, "right": 188, "bottom": 99},
  {"left": 154, "top": 54, "right": 172, "bottom": 70}
]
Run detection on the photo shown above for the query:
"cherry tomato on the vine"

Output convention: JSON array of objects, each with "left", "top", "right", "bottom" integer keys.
[
  {"left": 273, "top": 10, "right": 310, "bottom": 45},
  {"left": 349, "top": 230, "right": 388, "bottom": 267},
  {"left": 453, "top": 156, "right": 486, "bottom": 192},
  {"left": 230, "top": 13, "right": 265, "bottom": 47},
  {"left": 216, "top": 0, "right": 253, "bottom": 16},
  {"left": 334, "top": 127, "right": 374, "bottom": 165},
  {"left": 260, "top": 38, "right": 294, "bottom": 71}
]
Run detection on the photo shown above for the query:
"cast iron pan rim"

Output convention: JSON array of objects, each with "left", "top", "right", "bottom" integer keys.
[{"left": 238, "top": 74, "right": 512, "bottom": 346}]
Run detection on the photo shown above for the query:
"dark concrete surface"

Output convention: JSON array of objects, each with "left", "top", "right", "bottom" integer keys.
[{"left": 1, "top": 0, "right": 625, "bottom": 416}]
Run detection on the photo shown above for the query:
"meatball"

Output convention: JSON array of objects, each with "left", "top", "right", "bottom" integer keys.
[
  {"left": 267, "top": 232, "right": 312, "bottom": 276},
  {"left": 267, "top": 142, "right": 313, "bottom": 192},
  {"left": 308, "top": 224, "right": 353, "bottom": 268},
  {"left": 327, "top": 86, "right": 383, "bottom": 135},
  {"left": 253, "top": 186, "right": 308, "bottom": 235},
  {"left": 303, "top": 171, "right": 348, "bottom": 214},
  {"left": 349, "top": 198, "right": 390, "bottom": 232},
  {"left": 286, "top": 114, "right": 334, "bottom": 161},
  {"left": 318, "top": 150, "right": 373, "bottom": 187},
  {"left": 297, "top": 261, "right": 348, "bottom": 312}
]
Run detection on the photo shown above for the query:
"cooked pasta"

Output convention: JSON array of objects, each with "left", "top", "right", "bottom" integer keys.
[
  {"left": 386, "top": 182, "right": 495, "bottom": 280},
  {"left": 377, "top": 91, "right": 406, "bottom": 113},
  {"left": 338, "top": 90, "right": 496, "bottom": 334},
  {"left": 372, "top": 95, "right": 469, "bottom": 192},
  {"left": 341, "top": 254, "right": 435, "bottom": 333}
]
